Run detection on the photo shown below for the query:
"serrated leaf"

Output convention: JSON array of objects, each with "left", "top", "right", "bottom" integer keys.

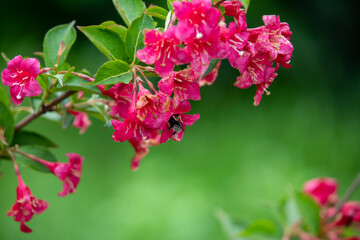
[
  {"left": 100, "top": 21, "right": 127, "bottom": 41},
  {"left": 0, "top": 85, "right": 9, "bottom": 106},
  {"left": 78, "top": 25, "right": 127, "bottom": 61},
  {"left": 0, "top": 101, "right": 14, "bottom": 145},
  {"left": 125, "top": 14, "right": 155, "bottom": 64},
  {"left": 145, "top": 6, "right": 169, "bottom": 21},
  {"left": 14, "top": 146, "right": 57, "bottom": 173},
  {"left": 112, "top": 0, "right": 146, "bottom": 27},
  {"left": 294, "top": 192, "right": 321, "bottom": 235},
  {"left": 203, "top": 59, "right": 220, "bottom": 78},
  {"left": 12, "top": 130, "right": 58, "bottom": 148},
  {"left": 239, "top": 0, "right": 250, "bottom": 11},
  {"left": 54, "top": 75, "right": 102, "bottom": 95},
  {"left": 43, "top": 21, "right": 77, "bottom": 68},
  {"left": 90, "top": 60, "right": 133, "bottom": 86}
]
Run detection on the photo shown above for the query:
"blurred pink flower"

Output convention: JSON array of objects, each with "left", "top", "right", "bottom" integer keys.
[
  {"left": 304, "top": 177, "right": 338, "bottom": 206},
  {"left": 7, "top": 175, "right": 48, "bottom": 233},
  {"left": 67, "top": 110, "right": 91, "bottom": 134}
]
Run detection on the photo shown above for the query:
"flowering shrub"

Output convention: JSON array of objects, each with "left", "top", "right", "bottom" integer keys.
[
  {"left": 218, "top": 177, "right": 360, "bottom": 240},
  {"left": 0, "top": 0, "right": 294, "bottom": 233}
]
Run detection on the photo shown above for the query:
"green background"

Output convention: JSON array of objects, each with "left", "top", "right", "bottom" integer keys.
[{"left": 0, "top": 0, "right": 359, "bottom": 239}]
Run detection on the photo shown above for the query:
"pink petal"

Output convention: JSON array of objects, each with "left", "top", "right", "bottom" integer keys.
[
  {"left": 7, "top": 55, "right": 23, "bottom": 71},
  {"left": 21, "top": 58, "right": 40, "bottom": 77}
]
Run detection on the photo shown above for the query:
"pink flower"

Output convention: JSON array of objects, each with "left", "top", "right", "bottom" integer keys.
[
  {"left": 137, "top": 28, "right": 190, "bottom": 77},
  {"left": 104, "top": 83, "right": 134, "bottom": 119},
  {"left": 1, "top": 55, "right": 42, "bottom": 105},
  {"left": 185, "top": 26, "right": 228, "bottom": 74},
  {"left": 335, "top": 202, "right": 360, "bottom": 226},
  {"left": 158, "top": 68, "right": 201, "bottom": 101},
  {"left": 173, "top": 0, "right": 221, "bottom": 41},
  {"left": 67, "top": 110, "right": 91, "bottom": 134},
  {"left": 129, "top": 133, "right": 160, "bottom": 171},
  {"left": 7, "top": 175, "right": 49, "bottom": 233},
  {"left": 111, "top": 88, "right": 165, "bottom": 142},
  {"left": 303, "top": 178, "right": 338, "bottom": 206},
  {"left": 248, "top": 15, "right": 293, "bottom": 67},
  {"left": 136, "top": 84, "right": 171, "bottom": 129},
  {"left": 40, "top": 153, "right": 84, "bottom": 197},
  {"left": 227, "top": 22, "right": 250, "bottom": 72},
  {"left": 160, "top": 99, "right": 200, "bottom": 143}
]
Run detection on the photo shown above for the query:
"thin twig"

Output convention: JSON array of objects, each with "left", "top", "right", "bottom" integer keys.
[
  {"left": 14, "top": 91, "right": 76, "bottom": 132},
  {"left": 329, "top": 173, "right": 360, "bottom": 222}
]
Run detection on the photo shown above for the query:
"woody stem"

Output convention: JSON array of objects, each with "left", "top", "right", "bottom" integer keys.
[
  {"left": 14, "top": 91, "right": 76, "bottom": 132},
  {"left": 329, "top": 173, "right": 360, "bottom": 222}
]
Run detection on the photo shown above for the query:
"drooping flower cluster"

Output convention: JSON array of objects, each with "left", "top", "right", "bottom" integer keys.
[
  {"left": 137, "top": 0, "right": 293, "bottom": 106},
  {"left": 303, "top": 178, "right": 360, "bottom": 240},
  {"left": 6, "top": 152, "right": 84, "bottom": 233},
  {"left": 102, "top": 0, "right": 293, "bottom": 170}
]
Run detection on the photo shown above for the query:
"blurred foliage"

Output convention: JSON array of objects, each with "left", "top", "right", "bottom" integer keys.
[{"left": 0, "top": 0, "right": 359, "bottom": 240}]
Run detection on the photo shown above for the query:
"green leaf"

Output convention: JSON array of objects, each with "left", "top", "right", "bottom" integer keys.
[
  {"left": 12, "top": 130, "right": 57, "bottom": 148},
  {"left": 0, "top": 85, "right": 9, "bottom": 106},
  {"left": 239, "top": 0, "right": 250, "bottom": 11},
  {"left": 54, "top": 75, "right": 102, "bottom": 95},
  {"left": 43, "top": 21, "right": 77, "bottom": 68},
  {"left": 100, "top": 21, "right": 127, "bottom": 40},
  {"left": 145, "top": 6, "right": 168, "bottom": 21},
  {"left": 294, "top": 192, "right": 321, "bottom": 235},
  {"left": 240, "top": 220, "right": 277, "bottom": 237},
  {"left": 78, "top": 25, "right": 127, "bottom": 61},
  {"left": 13, "top": 146, "right": 57, "bottom": 173},
  {"left": 202, "top": 59, "right": 220, "bottom": 78},
  {"left": 90, "top": 60, "right": 133, "bottom": 86},
  {"left": 125, "top": 14, "right": 155, "bottom": 64},
  {"left": 167, "top": 0, "right": 174, "bottom": 10},
  {"left": 30, "top": 97, "right": 42, "bottom": 112},
  {"left": 0, "top": 101, "right": 14, "bottom": 145},
  {"left": 112, "top": 0, "right": 146, "bottom": 27}
]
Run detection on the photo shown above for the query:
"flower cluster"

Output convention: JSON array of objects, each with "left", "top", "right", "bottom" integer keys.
[
  {"left": 303, "top": 178, "right": 360, "bottom": 240},
  {"left": 101, "top": 0, "right": 293, "bottom": 170},
  {"left": 137, "top": 0, "right": 293, "bottom": 106},
  {"left": 6, "top": 152, "right": 84, "bottom": 233}
]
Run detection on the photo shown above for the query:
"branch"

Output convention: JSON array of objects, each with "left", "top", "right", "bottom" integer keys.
[
  {"left": 14, "top": 91, "right": 76, "bottom": 132},
  {"left": 329, "top": 173, "right": 360, "bottom": 222}
]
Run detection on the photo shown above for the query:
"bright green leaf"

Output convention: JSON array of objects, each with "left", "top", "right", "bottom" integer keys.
[
  {"left": 145, "top": 6, "right": 169, "bottom": 21},
  {"left": 100, "top": 21, "right": 127, "bottom": 40},
  {"left": 54, "top": 75, "right": 102, "bottom": 95},
  {"left": 12, "top": 130, "right": 58, "bottom": 148},
  {"left": 239, "top": 0, "right": 250, "bottom": 11},
  {"left": 91, "top": 60, "right": 133, "bottom": 86},
  {"left": 78, "top": 25, "right": 127, "bottom": 61},
  {"left": 203, "top": 59, "right": 220, "bottom": 78},
  {"left": 112, "top": 0, "right": 146, "bottom": 27},
  {"left": 0, "top": 85, "right": 9, "bottom": 106},
  {"left": 167, "top": 0, "right": 174, "bottom": 10},
  {"left": 43, "top": 21, "right": 77, "bottom": 68},
  {"left": 14, "top": 146, "right": 57, "bottom": 173},
  {"left": 295, "top": 192, "right": 321, "bottom": 235},
  {"left": 0, "top": 101, "right": 14, "bottom": 145},
  {"left": 125, "top": 14, "right": 155, "bottom": 64}
]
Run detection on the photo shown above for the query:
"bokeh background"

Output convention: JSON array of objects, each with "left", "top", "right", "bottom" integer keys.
[{"left": 0, "top": 0, "right": 359, "bottom": 239}]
